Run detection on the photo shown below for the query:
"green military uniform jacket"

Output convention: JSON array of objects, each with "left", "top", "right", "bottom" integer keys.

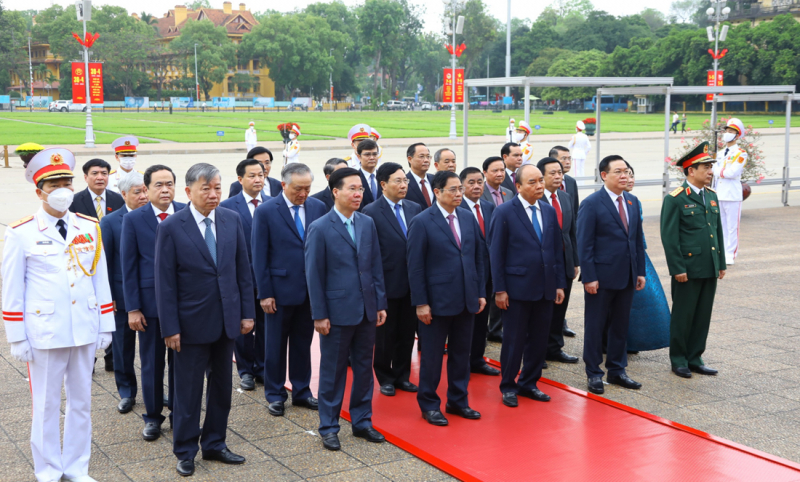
[{"left": 660, "top": 181, "right": 727, "bottom": 279}]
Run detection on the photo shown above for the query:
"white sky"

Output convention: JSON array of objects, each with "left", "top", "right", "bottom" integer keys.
[{"left": 5, "top": 0, "right": 671, "bottom": 33}]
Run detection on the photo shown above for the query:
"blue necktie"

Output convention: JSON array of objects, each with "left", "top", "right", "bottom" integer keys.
[
  {"left": 394, "top": 203, "right": 407, "bottom": 238},
  {"left": 293, "top": 205, "right": 304, "bottom": 240},
  {"left": 529, "top": 205, "right": 542, "bottom": 241},
  {"left": 345, "top": 218, "right": 355, "bottom": 242},
  {"left": 202, "top": 217, "right": 217, "bottom": 265},
  {"left": 370, "top": 173, "right": 377, "bottom": 197}
]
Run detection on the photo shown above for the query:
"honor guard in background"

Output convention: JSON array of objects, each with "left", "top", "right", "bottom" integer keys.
[
  {"left": 370, "top": 127, "right": 383, "bottom": 162},
  {"left": 568, "top": 121, "right": 591, "bottom": 184},
  {"left": 345, "top": 124, "right": 372, "bottom": 168},
  {"left": 514, "top": 121, "right": 534, "bottom": 166},
  {"left": 109, "top": 136, "right": 142, "bottom": 193},
  {"left": 712, "top": 117, "right": 746, "bottom": 265},
  {"left": 662, "top": 142, "right": 726, "bottom": 379},
  {"left": 245, "top": 121, "right": 257, "bottom": 151},
  {"left": 505, "top": 118, "right": 515, "bottom": 142},
  {"left": 285, "top": 124, "right": 301, "bottom": 164},
  {"left": 3, "top": 148, "right": 115, "bottom": 482}
]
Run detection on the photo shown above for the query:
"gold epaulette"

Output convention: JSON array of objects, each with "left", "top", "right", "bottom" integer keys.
[
  {"left": 669, "top": 186, "right": 684, "bottom": 197},
  {"left": 706, "top": 186, "right": 716, "bottom": 193},
  {"left": 9, "top": 215, "right": 34, "bottom": 228},
  {"left": 75, "top": 212, "right": 99, "bottom": 223},
  {"left": 110, "top": 169, "right": 117, "bottom": 174},
  {"left": 343, "top": 156, "right": 351, "bottom": 161}
]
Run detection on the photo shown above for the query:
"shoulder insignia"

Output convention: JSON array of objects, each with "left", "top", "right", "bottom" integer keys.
[
  {"left": 685, "top": 187, "right": 692, "bottom": 196},
  {"left": 669, "top": 187, "right": 684, "bottom": 197},
  {"left": 110, "top": 169, "right": 117, "bottom": 174},
  {"left": 706, "top": 186, "right": 716, "bottom": 193},
  {"left": 10, "top": 215, "right": 34, "bottom": 228},
  {"left": 75, "top": 212, "right": 99, "bottom": 223}
]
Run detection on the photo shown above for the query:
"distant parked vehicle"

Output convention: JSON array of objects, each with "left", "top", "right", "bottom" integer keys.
[
  {"left": 49, "top": 100, "right": 86, "bottom": 112},
  {"left": 421, "top": 102, "right": 432, "bottom": 111},
  {"left": 386, "top": 100, "right": 404, "bottom": 111}
]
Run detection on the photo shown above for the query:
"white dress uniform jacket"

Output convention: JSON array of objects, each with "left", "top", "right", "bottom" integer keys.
[
  {"left": 245, "top": 127, "right": 258, "bottom": 151},
  {"left": 285, "top": 139, "right": 300, "bottom": 164},
  {"left": 520, "top": 141, "right": 534, "bottom": 166},
  {"left": 712, "top": 145, "right": 747, "bottom": 202}
]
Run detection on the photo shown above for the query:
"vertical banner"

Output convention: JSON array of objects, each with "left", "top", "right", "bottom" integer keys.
[
  {"left": 88, "top": 63, "right": 103, "bottom": 104},
  {"left": 706, "top": 70, "right": 723, "bottom": 101},
  {"left": 442, "top": 68, "right": 464, "bottom": 103},
  {"left": 72, "top": 62, "right": 85, "bottom": 103},
  {"left": 72, "top": 62, "right": 103, "bottom": 103}
]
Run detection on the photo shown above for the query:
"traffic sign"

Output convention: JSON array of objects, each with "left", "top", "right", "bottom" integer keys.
[
  {"left": 217, "top": 131, "right": 224, "bottom": 136},
  {"left": 769, "top": 120, "right": 774, "bottom": 125},
  {"left": 534, "top": 125, "right": 541, "bottom": 130}
]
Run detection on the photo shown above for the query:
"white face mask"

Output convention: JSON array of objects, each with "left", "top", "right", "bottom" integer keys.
[
  {"left": 289, "top": 133, "right": 296, "bottom": 140},
  {"left": 512, "top": 132, "right": 525, "bottom": 143},
  {"left": 44, "top": 187, "right": 74, "bottom": 212},
  {"left": 722, "top": 132, "right": 736, "bottom": 143},
  {"left": 119, "top": 156, "right": 136, "bottom": 171}
]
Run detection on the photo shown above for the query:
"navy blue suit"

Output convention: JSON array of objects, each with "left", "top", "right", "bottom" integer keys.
[
  {"left": 251, "top": 194, "right": 327, "bottom": 404},
  {"left": 155, "top": 205, "right": 255, "bottom": 461},
  {"left": 489, "top": 197, "right": 566, "bottom": 393},
  {"left": 357, "top": 169, "right": 382, "bottom": 211},
  {"left": 229, "top": 176, "right": 282, "bottom": 198},
  {"left": 120, "top": 201, "right": 185, "bottom": 425},
  {"left": 407, "top": 206, "right": 485, "bottom": 412},
  {"left": 311, "top": 187, "right": 334, "bottom": 212},
  {"left": 305, "top": 209, "right": 387, "bottom": 436},
  {"left": 219, "top": 192, "right": 269, "bottom": 382},
  {"left": 576, "top": 188, "right": 645, "bottom": 378},
  {"left": 100, "top": 207, "right": 137, "bottom": 400},
  {"left": 362, "top": 196, "right": 421, "bottom": 387},
  {"left": 405, "top": 171, "right": 434, "bottom": 208}
]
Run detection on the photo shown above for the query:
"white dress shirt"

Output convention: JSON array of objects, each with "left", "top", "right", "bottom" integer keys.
[
  {"left": 409, "top": 171, "right": 434, "bottom": 202},
  {"left": 40, "top": 207, "right": 69, "bottom": 232},
  {"left": 437, "top": 203, "right": 461, "bottom": 240},
  {"left": 92, "top": 189, "right": 106, "bottom": 215},
  {"left": 189, "top": 203, "right": 216, "bottom": 240},
  {"left": 242, "top": 191, "right": 261, "bottom": 217},
  {"left": 518, "top": 196, "right": 543, "bottom": 231},
  {"left": 383, "top": 196, "right": 407, "bottom": 228},
  {"left": 152, "top": 203, "right": 175, "bottom": 223},
  {"left": 361, "top": 167, "right": 378, "bottom": 196},
  {"left": 462, "top": 197, "right": 482, "bottom": 225},
  {"left": 687, "top": 182, "right": 706, "bottom": 204},
  {"left": 283, "top": 192, "right": 305, "bottom": 228},
  {"left": 604, "top": 186, "right": 629, "bottom": 225}
]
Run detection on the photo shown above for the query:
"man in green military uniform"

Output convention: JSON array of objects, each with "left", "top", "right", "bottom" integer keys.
[{"left": 661, "top": 141, "right": 726, "bottom": 379}]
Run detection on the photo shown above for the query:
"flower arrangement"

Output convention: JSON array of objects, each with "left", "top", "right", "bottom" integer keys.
[
  {"left": 582, "top": 117, "right": 596, "bottom": 124},
  {"left": 666, "top": 117, "right": 771, "bottom": 183},
  {"left": 15, "top": 142, "right": 44, "bottom": 156}
]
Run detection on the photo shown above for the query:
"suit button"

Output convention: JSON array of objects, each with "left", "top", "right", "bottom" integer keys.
[
  {"left": 712, "top": 247, "right": 715, "bottom": 251},
  {"left": 36, "top": 310, "right": 40, "bottom": 314},
  {"left": 71, "top": 283, "right": 74, "bottom": 287},
  {"left": 710, "top": 235, "right": 713, "bottom": 238},
  {"left": 72, "top": 300, "right": 76, "bottom": 304},
  {"left": 688, "top": 253, "right": 692, "bottom": 257}
]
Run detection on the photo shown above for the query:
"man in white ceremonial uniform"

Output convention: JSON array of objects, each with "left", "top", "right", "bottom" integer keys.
[
  {"left": 712, "top": 117, "right": 747, "bottom": 265},
  {"left": 345, "top": 124, "right": 372, "bottom": 168},
  {"left": 370, "top": 127, "right": 384, "bottom": 162},
  {"left": 108, "top": 136, "right": 142, "bottom": 193},
  {"left": 567, "top": 121, "right": 591, "bottom": 184},
  {"left": 2, "top": 148, "right": 115, "bottom": 482},
  {"left": 514, "top": 121, "right": 534, "bottom": 166},
  {"left": 245, "top": 121, "right": 258, "bottom": 151},
  {"left": 285, "top": 124, "right": 301, "bottom": 164}
]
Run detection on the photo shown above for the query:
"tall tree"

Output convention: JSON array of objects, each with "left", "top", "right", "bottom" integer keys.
[
  {"left": 304, "top": 1, "right": 359, "bottom": 96},
  {"left": 0, "top": 3, "right": 29, "bottom": 95},
  {"left": 442, "top": 0, "right": 499, "bottom": 78},
  {"left": 358, "top": 0, "right": 404, "bottom": 98},
  {"left": 169, "top": 19, "right": 236, "bottom": 100},
  {"left": 409, "top": 32, "right": 450, "bottom": 100},
  {"left": 540, "top": 49, "right": 607, "bottom": 101}
]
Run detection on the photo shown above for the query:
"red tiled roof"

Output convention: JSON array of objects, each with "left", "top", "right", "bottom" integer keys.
[{"left": 156, "top": 7, "right": 258, "bottom": 39}]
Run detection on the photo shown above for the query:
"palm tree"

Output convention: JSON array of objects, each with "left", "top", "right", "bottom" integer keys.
[{"left": 140, "top": 12, "right": 160, "bottom": 36}]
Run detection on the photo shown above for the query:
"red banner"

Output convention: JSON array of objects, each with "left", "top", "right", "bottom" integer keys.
[
  {"left": 706, "top": 70, "right": 723, "bottom": 101},
  {"left": 442, "top": 68, "right": 464, "bottom": 103},
  {"left": 72, "top": 62, "right": 103, "bottom": 104}
]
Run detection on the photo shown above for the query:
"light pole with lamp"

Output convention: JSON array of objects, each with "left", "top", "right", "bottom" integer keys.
[
  {"left": 448, "top": 9, "right": 464, "bottom": 139},
  {"left": 504, "top": 0, "right": 510, "bottom": 98},
  {"left": 27, "top": 36, "right": 34, "bottom": 111},
  {"left": 706, "top": 0, "right": 730, "bottom": 148},
  {"left": 77, "top": 0, "right": 95, "bottom": 148},
  {"left": 193, "top": 43, "right": 200, "bottom": 103}
]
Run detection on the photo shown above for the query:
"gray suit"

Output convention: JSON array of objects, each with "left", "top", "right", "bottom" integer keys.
[{"left": 480, "top": 185, "right": 514, "bottom": 207}]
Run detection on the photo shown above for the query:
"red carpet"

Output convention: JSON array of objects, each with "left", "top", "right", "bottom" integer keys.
[{"left": 298, "top": 335, "right": 800, "bottom": 481}]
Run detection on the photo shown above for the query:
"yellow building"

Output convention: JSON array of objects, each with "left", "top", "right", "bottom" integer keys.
[
  {"left": 728, "top": 0, "right": 800, "bottom": 25},
  {"left": 9, "top": 43, "right": 63, "bottom": 100}
]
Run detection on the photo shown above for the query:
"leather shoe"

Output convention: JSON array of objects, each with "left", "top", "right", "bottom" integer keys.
[
  {"left": 471, "top": 364, "right": 501, "bottom": 376},
  {"left": 487, "top": 333, "right": 503, "bottom": 343},
  {"left": 176, "top": 459, "right": 194, "bottom": 477},
  {"left": 608, "top": 373, "right": 642, "bottom": 390},
  {"left": 163, "top": 395, "right": 169, "bottom": 407},
  {"left": 396, "top": 381, "right": 418, "bottom": 392},
  {"left": 672, "top": 366, "right": 692, "bottom": 378},
  {"left": 117, "top": 397, "right": 135, "bottom": 414},
  {"left": 588, "top": 377, "right": 604, "bottom": 394},
  {"left": 380, "top": 384, "right": 396, "bottom": 396},
  {"left": 202, "top": 448, "right": 245, "bottom": 465},
  {"left": 104, "top": 357, "right": 114, "bottom": 372},
  {"left": 546, "top": 351, "right": 579, "bottom": 364},
  {"left": 142, "top": 422, "right": 161, "bottom": 441},
  {"left": 543, "top": 361, "right": 548, "bottom": 369},
  {"left": 445, "top": 403, "right": 481, "bottom": 419},
  {"left": 562, "top": 320, "right": 576, "bottom": 337},
  {"left": 240, "top": 374, "right": 255, "bottom": 391},
  {"left": 268, "top": 401, "right": 285, "bottom": 416},
  {"left": 518, "top": 388, "right": 551, "bottom": 402},
  {"left": 353, "top": 427, "right": 385, "bottom": 443},
  {"left": 321, "top": 433, "right": 340, "bottom": 451},
  {"left": 292, "top": 396, "right": 319, "bottom": 411},
  {"left": 690, "top": 365, "right": 718, "bottom": 376},
  {"left": 62, "top": 476, "right": 97, "bottom": 482},
  {"left": 502, "top": 392, "right": 518, "bottom": 407},
  {"left": 421, "top": 410, "right": 449, "bottom": 426},
  {"left": 254, "top": 375, "right": 264, "bottom": 384}
]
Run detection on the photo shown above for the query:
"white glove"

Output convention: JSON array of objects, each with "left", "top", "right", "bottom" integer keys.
[
  {"left": 9, "top": 340, "right": 33, "bottom": 362},
  {"left": 97, "top": 332, "right": 113, "bottom": 351}
]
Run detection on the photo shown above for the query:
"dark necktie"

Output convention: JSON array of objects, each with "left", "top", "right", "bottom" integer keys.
[
  {"left": 529, "top": 205, "right": 542, "bottom": 241},
  {"left": 56, "top": 219, "right": 67, "bottom": 240},
  {"left": 157, "top": 213, "right": 168, "bottom": 222},
  {"left": 474, "top": 203, "right": 485, "bottom": 237},
  {"left": 551, "top": 193, "right": 563, "bottom": 229},
  {"left": 394, "top": 203, "right": 407, "bottom": 238},
  {"left": 617, "top": 196, "right": 628, "bottom": 233},
  {"left": 447, "top": 214, "right": 461, "bottom": 249},
  {"left": 251, "top": 199, "right": 260, "bottom": 208},
  {"left": 724, "top": 148, "right": 729, "bottom": 157},
  {"left": 202, "top": 218, "right": 217, "bottom": 265},
  {"left": 420, "top": 179, "right": 432, "bottom": 207},
  {"left": 511, "top": 172, "right": 516, "bottom": 185}
]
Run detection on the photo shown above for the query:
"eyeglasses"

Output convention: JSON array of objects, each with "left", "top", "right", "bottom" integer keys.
[
  {"left": 439, "top": 186, "right": 466, "bottom": 194},
  {"left": 389, "top": 178, "right": 410, "bottom": 185},
  {"left": 609, "top": 169, "right": 629, "bottom": 176},
  {"left": 346, "top": 187, "right": 365, "bottom": 194},
  {"left": 361, "top": 152, "right": 379, "bottom": 158}
]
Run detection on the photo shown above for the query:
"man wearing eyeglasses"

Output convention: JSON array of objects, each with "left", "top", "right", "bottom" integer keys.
[
  {"left": 356, "top": 139, "right": 382, "bottom": 211},
  {"left": 405, "top": 143, "right": 435, "bottom": 208}
]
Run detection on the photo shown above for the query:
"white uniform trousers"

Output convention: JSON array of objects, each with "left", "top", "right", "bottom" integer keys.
[
  {"left": 29, "top": 343, "right": 95, "bottom": 482},
  {"left": 246, "top": 142, "right": 256, "bottom": 152},
  {"left": 573, "top": 157, "right": 586, "bottom": 185},
  {"left": 719, "top": 200, "right": 741, "bottom": 264}
]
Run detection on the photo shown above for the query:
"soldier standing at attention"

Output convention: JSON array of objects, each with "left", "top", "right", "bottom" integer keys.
[
  {"left": 370, "top": 127, "right": 384, "bottom": 162},
  {"left": 108, "top": 136, "right": 142, "bottom": 193},
  {"left": 3, "top": 148, "right": 115, "bottom": 482},
  {"left": 345, "top": 124, "right": 372, "bottom": 168},
  {"left": 661, "top": 142, "right": 726, "bottom": 379},
  {"left": 245, "top": 121, "right": 258, "bottom": 151},
  {"left": 712, "top": 118, "right": 747, "bottom": 266},
  {"left": 567, "top": 121, "right": 591, "bottom": 184},
  {"left": 514, "top": 121, "right": 534, "bottom": 166}
]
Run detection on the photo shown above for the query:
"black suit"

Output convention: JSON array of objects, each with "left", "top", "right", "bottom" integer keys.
[
  {"left": 311, "top": 188, "right": 335, "bottom": 212},
  {"left": 501, "top": 169, "right": 518, "bottom": 194},
  {"left": 358, "top": 169, "right": 382, "bottom": 211},
  {"left": 228, "top": 177, "right": 283, "bottom": 199},
  {"left": 362, "top": 196, "right": 421, "bottom": 387},
  {"left": 563, "top": 175, "right": 579, "bottom": 219},
  {"left": 405, "top": 172, "right": 435, "bottom": 209}
]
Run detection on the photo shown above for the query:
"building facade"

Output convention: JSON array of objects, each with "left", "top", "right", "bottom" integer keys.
[{"left": 728, "top": 0, "right": 800, "bottom": 25}]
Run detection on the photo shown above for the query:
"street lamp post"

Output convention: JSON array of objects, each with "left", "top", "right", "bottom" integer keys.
[
  {"left": 27, "top": 36, "right": 34, "bottom": 112},
  {"left": 448, "top": 9, "right": 464, "bottom": 140},
  {"left": 80, "top": 2, "right": 95, "bottom": 148},
  {"left": 194, "top": 43, "right": 200, "bottom": 103},
  {"left": 706, "top": 1, "right": 730, "bottom": 147},
  {"left": 505, "top": 0, "right": 511, "bottom": 98}
]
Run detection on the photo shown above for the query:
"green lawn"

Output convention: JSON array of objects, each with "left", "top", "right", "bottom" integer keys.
[{"left": 0, "top": 110, "right": 792, "bottom": 146}]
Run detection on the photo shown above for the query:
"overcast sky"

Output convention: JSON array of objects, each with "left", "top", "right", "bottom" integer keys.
[{"left": 5, "top": 0, "right": 670, "bottom": 32}]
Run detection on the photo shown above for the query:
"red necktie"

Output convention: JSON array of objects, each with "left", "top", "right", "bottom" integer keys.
[
  {"left": 157, "top": 213, "right": 168, "bottom": 222},
  {"left": 420, "top": 179, "right": 432, "bottom": 207},
  {"left": 251, "top": 199, "right": 260, "bottom": 208},
  {"left": 617, "top": 196, "right": 628, "bottom": 233},
  {"left": 474, "top": 204, "right": 485, "bottom": 237},
  {"left": 551, "top": 193, "right": 562, "bottom": 229},
  {"left": 559, "top": 183, "right": 566, "bottom": 192}
]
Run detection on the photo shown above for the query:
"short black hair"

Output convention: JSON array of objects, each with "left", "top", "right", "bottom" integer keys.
[
  {"left": 82, "top": 158, "right": 111, "bottom": 175},
  {"left": 143, "top": 164, "right": 176, "bottom": 187},
  {"left": 549, "top": 145, "right": 569, "bottom": 158},
  {"left": 459, "top": 166, "right": 483, "bottom": 183},
  {"left": 406, "top": 142, "right": 427, "bottom": 159},
  {"left": 625, "top": 160, "right": 634, "bottom": 176},
  {"left": 329, "top": 167, "right": 360, "bottom": 191},
  {"left": 432, "top": 170, "right": 458, "bottom": 191},
  {"left": 323, "top": 158, "right": 348, "bottom": 176},
  {"left": 482, "top": 156, "right": 504, "bottom": 172},
  {"left": 599, "top": 155, "right": 625, "bottom": 174},
  {"left": 536, "top": 157, "right": 563, "bottom": 174},
  {"left": 357, "top": 139, "right": 379, "bottom": 155},
  {"left": 501, "top": 142, "right": 519, "bottom": 158},
  {"left": 376, "top": 162, "right": 404, "bottom": 185},
  {"left": 247, "top": 146, "right": 273, "bottom": 161},
  {"left": 236, "top": 159, "right": 263, "bottom": 178}
]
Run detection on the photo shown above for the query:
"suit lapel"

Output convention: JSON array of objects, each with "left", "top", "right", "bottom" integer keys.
[
  {"left": 329, "top": 212, "right": 356, "bottom": 250},
  {"left": 235, "top": 194, "right": 253, "bottom": 232},
  {"left": 81, "top": 189, "right": 96, "bottom": 215},
  {"left": 353, "top": 213, "right": 363, "bottom": 251},
  {"left": 143, "top": 202, "right": 159, "bottom": 233},
  {"left": 431, "top": 209, "right": 460, "bottom": 250},
  {"left": 512, "top": 197, "right": 539, "bottom": 243},
  {"left": 215, "top": 210, "right": 226, "bottom": 265},
  {"left": 36, "top": 212, "right": 67, "bottom": 245},
  {"left": 181, "top": 209, "right": 215, "bottom": 267},
  {"left": 557, "top": 190, "right": 571, "bottom": 226},
  {"left": 600, "top": 191, "right": 627, "bottom": 232},
  {"left": 276, "top": 196, "right": 303, "bottom": 241}
]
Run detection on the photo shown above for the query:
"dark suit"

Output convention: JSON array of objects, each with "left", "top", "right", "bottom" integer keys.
[
  {"left": 489, "top": 197, "right": 565, "bottom": 393},
  {"left": 480, "top": 184, "right": 512, "bottom": 339},
  {"left": 311, "top": 188, "right": 334, "bottom": 212},
  {"left": 405, "top": 171, "right": 435, "bottom": 208},
  {"left": 305, "top": 209, "right": 387, "bottom": 436},
  {"left": 219, "top": 192, "right": 268, "bottom": 381},
  {"left": 99, "top": 207, "right": 137, "bottom": 400},
  {"left": 407, "top": 206, "right": 485, "bottom": 412},
  {"left": 251, "top": 194, "right": 327, "bottom": 404},
  {"left": 563, "top": 174, "right": 580, "bottom": 219},
  {"left": 229, "top": 177, "right": 282, "bottom": 198},
  {"left": 155, "top": 205, "right": 255, "bottom": 461},
  {"left": 357, "top": 169, "right": 382, "bottom": 211},
  {"left": 121, "top": 201, "right": 185, "bottom": 425},
  {"left": 576, "top": 188, "right": 645, "bottom": 379},
  {"left": 362, "top": 196, "right": 421, "bottom": 387},
  {"left": 501, "top": 169, "right": 518, "bottom": 194}
]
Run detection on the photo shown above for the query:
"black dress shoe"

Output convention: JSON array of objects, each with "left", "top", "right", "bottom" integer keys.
[
  {"left": 588, "top": 377, "right": 604, "bottom": 394},
  {"left": 292, "top": 396, "right": 319, "bottom": 411},
  {"left": 562, "top": 320, "right": 576, "bottom": 337},
  {"left": 396, "top": 381, "right": 418, "bottom": 392},
  {"left": 690, "top": 365, "right": 718, "bottom": 376},
  {"left": 104, "top": 358, "right": 114, "bottom": 372},
  {"left": 445, "top": 403, "right": 481, "bottom": 420},
  {"left": 543, "top": 361, "right": 549, "bottom": 369},
  {"left": 240, "top": 374, "right": 255, "bottom": 391},
  {"left": 608, "top": 373, "right": 642, "bottom": 390},
  {"left": 202, "top": 448, "right": 245, "bottom": 465},
  {"left": 628, "top": 350, "right": 640, "bottom": 355},
  {"left": 502, "top": 392, "right": 518, "bottom": 407},
  {"left": 353, "top": 427, "right": 385, "bottom": 443},
  {"left": 421, "top": 410, "right": 449, "bottom": 426},
  {"left": 518, "top": 388, "right": 551, "bottom": 402},
  {"left": 268, "top": 401, "right": 285, "bottom": 416},
  {"left": 142, "top": 422, "right": 161, "bottom": 441},
  {"left": 487, "top": 334, "right": 503, "bottom": 343},
  {"left": 672, "top": 366, "right": 692, "bottom": 378},
  {"left": 176, "top": 459, "right": 194, "bottom": 477},
  {"left": 546, "top": 351, "right": 579, "bottom": 364},
  {"left": 254, "top": 375, "right": 264, "bottom": 384},
  {"left": 321, "top": 433, "right": 340, "bottom": 451},
  {"left": 117, "top": 397, "right": 135, "bottom": 414},
  {"left": 380, "top": 384, "right": 396, "bottom": 396},
  {"left": 163, "top": 395, "right": 169, "bottom": 407},
  {"left": 471, "top": 364, "right": 501, "bottom": 376}
]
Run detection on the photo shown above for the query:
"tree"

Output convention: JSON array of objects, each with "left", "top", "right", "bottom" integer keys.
[
  {"left": 409, "top": 32, "right": 450, "bottom": 100},
  {"left": 561, "top": 10, "right": 652, "bottom": 53},
  {"left": 669, "top": 0, "right": 703, "bottom": 24},
  {"left": 0, "top": 2, "right": 29, "bottom": 94},
  {"left": 358, "top": 0, "right": 404, "bottom": 98},
  {"left": 525, "top": 48, "right": 573, "bottom": 77},
  {"left": 442, "top": 0, "right": 499, "bottom": 78},
  {"left": 139, "top": 12, "right": 160, "bottom": 36},
  {"left": 303, "top": 1, "right": 360, "bottom": 96},
  {"left": 540, "top": 49, "right": 607, "bottom": 101},
  {"left": 188, "top": 0, "right": 211, "bottom": 10},
  {"left": 384, "top": 0, "right": 424, "bottom": 98},
  {"left": 146, "top": 42, "right": 180, "bottom": 101},
  {"left": 169, "top": 19, "right": 236, "bottom": 100},
  {"left": 640, "top": 7, "right": 667, "bottom": 32}
]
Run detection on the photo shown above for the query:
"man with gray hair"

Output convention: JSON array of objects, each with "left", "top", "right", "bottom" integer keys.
[
  {"left": 433, "top": 148, "right": 457, "bottom": 173},
  {"left": 312, "top": 158, "right": 348, "bottom": 211},
  {"left": 155, "top": 163, "right": 255, "bottom": 476}
]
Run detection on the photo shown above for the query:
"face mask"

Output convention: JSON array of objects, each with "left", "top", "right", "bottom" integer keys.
[
  {"left": 289, "top": 133, "right": 296, "bottom": 140},
  {"left": 512, "top": 132, "right": 525, "bottom": 143},
  {"left": 44, "top": 187, "right": 74, "bottom": 212},
  {"left": 119, "top": 157, "right": 136, "bottom": 171},
  {"left": 722, "top": 132, "right": 736, "bottom": 143}
]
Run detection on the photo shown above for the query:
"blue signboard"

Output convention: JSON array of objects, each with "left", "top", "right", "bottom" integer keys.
[
  {"left": 216, "top": 131, "right": 224, "bottom": 136},
  {"left": 534, "top": 125, "right": 541, "bottom": 130},
  {"left": 252, "top": 97, "right": 275, "bottom": 107},
  {"left": 502, "top": 96, "right": 513, "bottom": 105},
  {"left": 769, "top": 119, "right": 774, "bottom": 125},
  {"left": 0, "top": 95, "right": 10, "bottom": 103},
  {"left": 212, "top": 97, "right": 236, "bottom": 107}
]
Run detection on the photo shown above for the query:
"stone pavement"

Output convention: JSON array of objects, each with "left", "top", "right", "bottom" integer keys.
[{"left": 0, "top": 205, "right": 798, "bottom": 481}]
